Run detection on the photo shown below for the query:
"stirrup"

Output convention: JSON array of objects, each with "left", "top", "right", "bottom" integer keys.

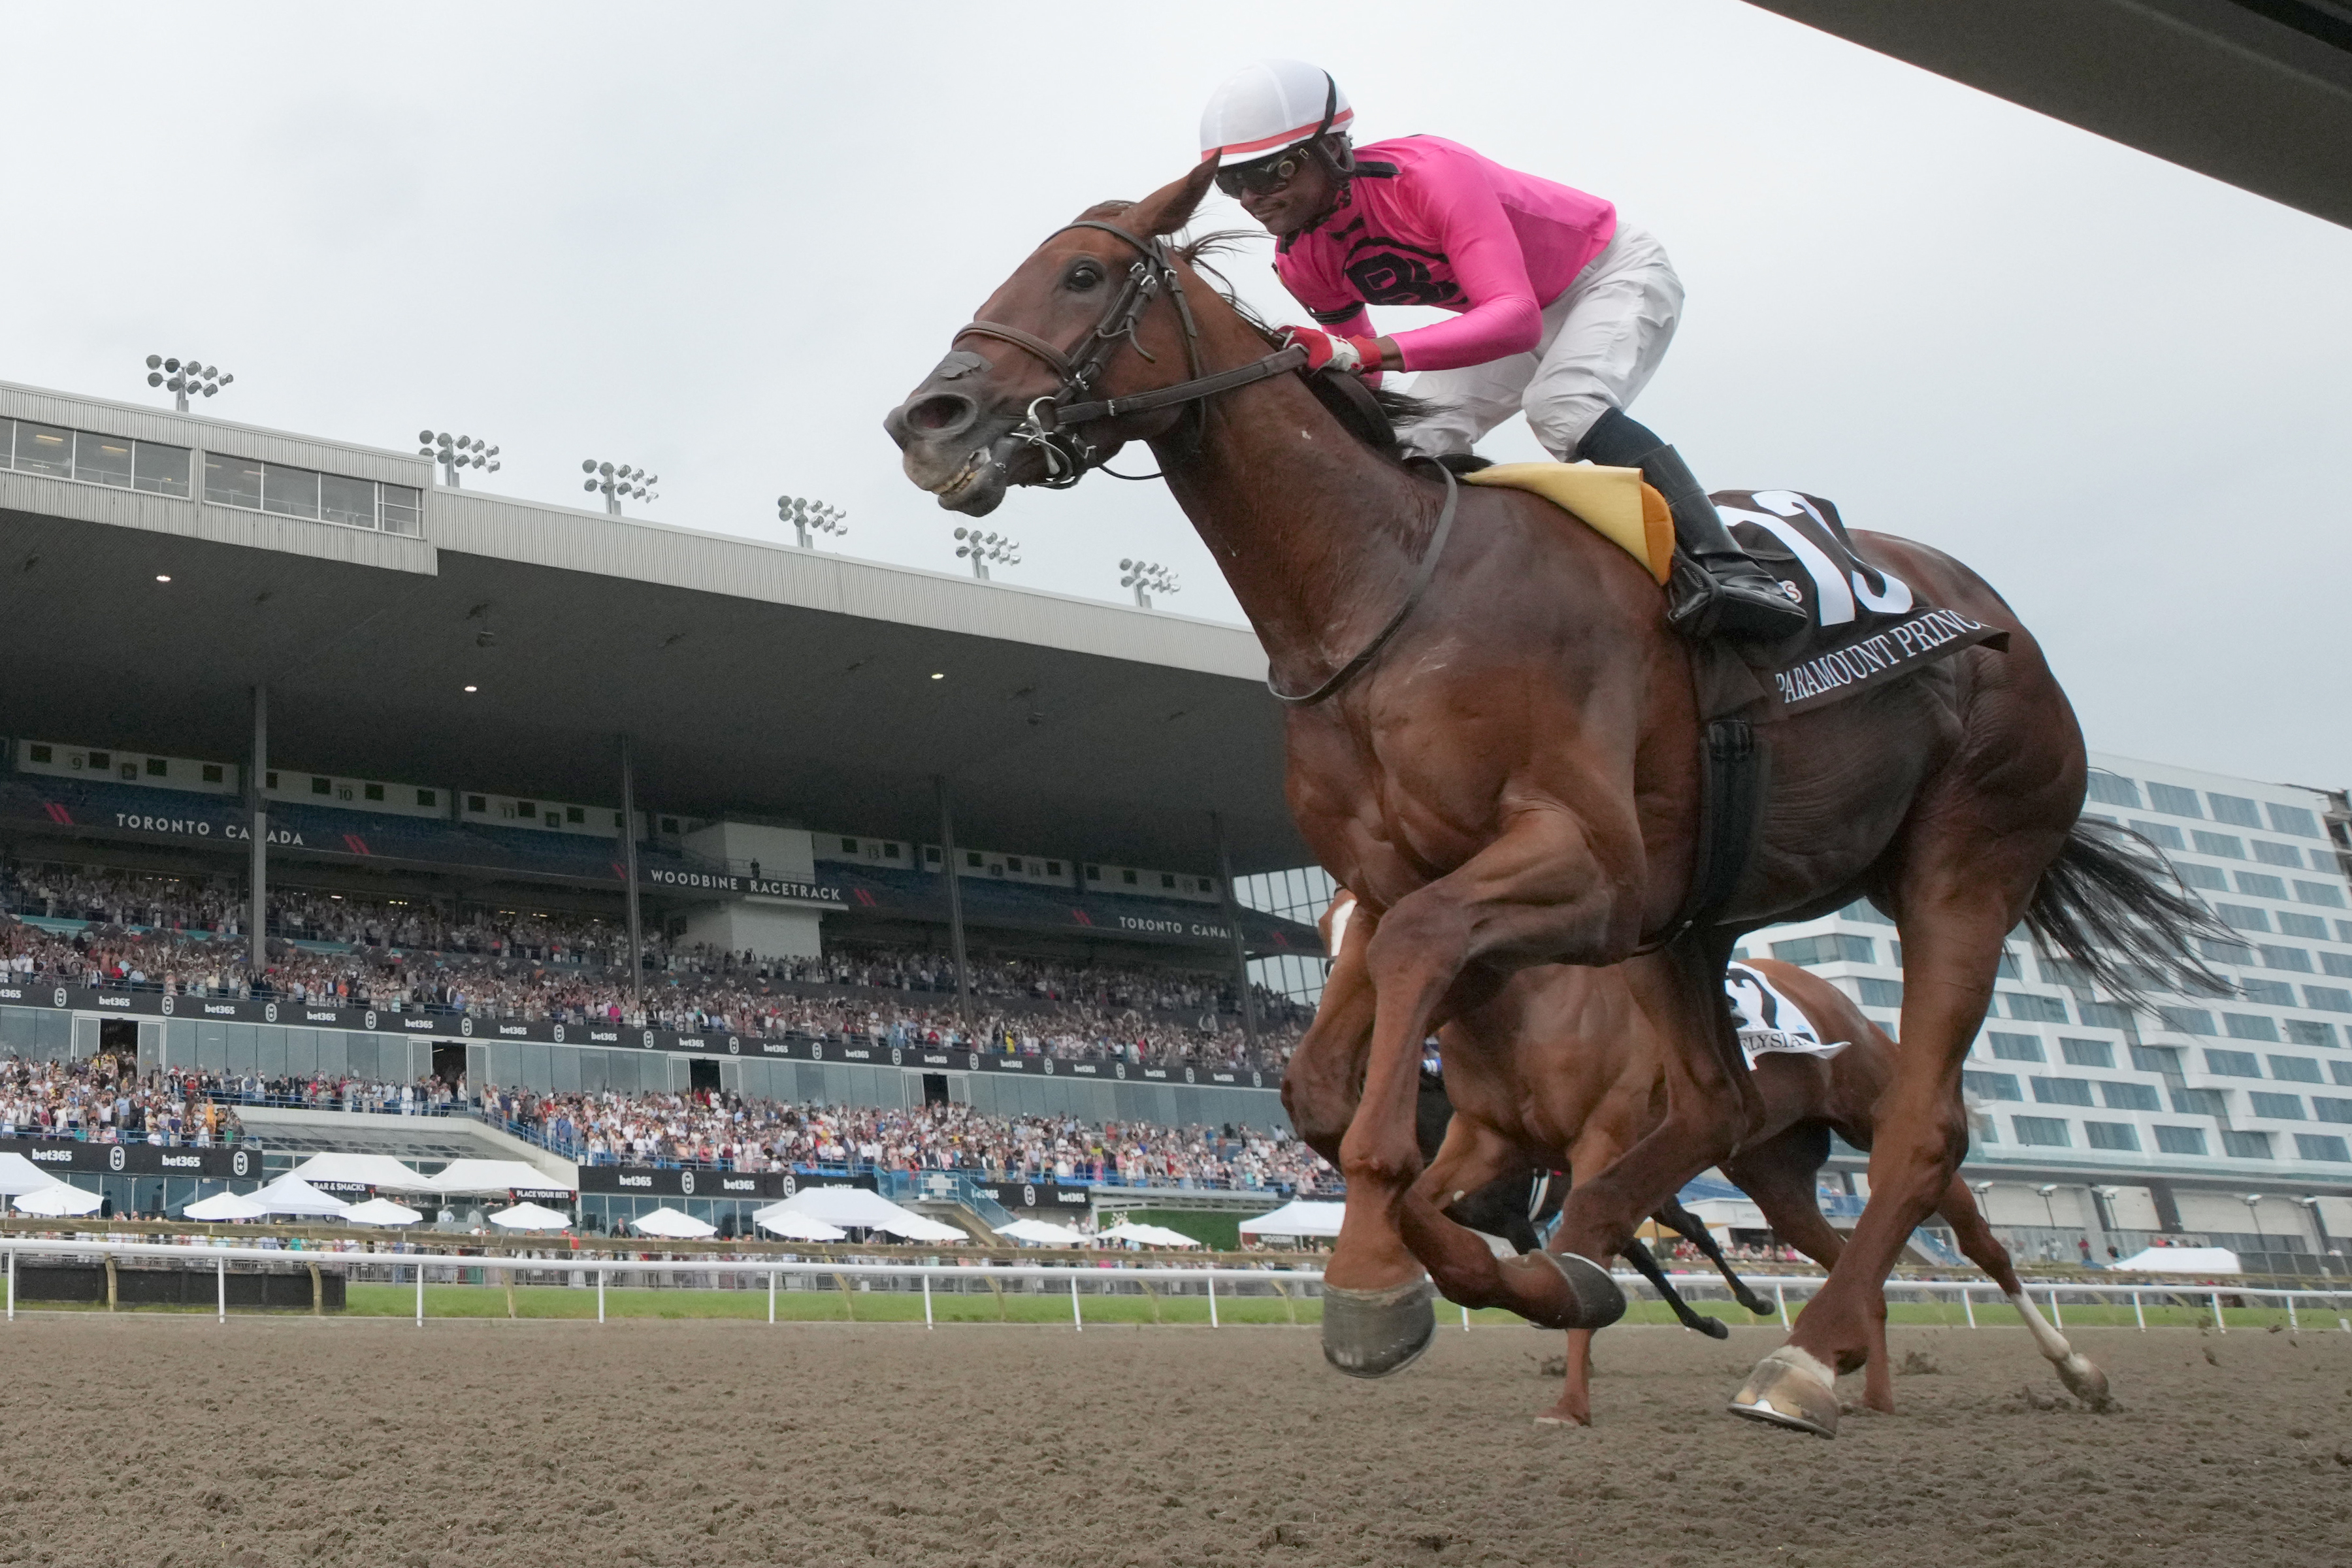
[{"left": 1667, "top": 555, "right": 1806, "bottom": 643}]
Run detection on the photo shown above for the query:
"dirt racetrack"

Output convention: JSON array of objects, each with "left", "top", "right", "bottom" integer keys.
[{"left": 3, "top": 1316, "right": 2347, "bottom": 1567}]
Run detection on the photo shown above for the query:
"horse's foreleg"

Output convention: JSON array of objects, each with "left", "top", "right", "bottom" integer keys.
[
  {"left": 1654, "top": 1197, "right": 1775, "bottom": 1317},
  {"left": 1724, "top": 1127, "right": 1897, "bottom": 1411},
  {"left": 1938, "top": 1176, "right": 2113, "bottom": 1410},
  {"left": 1397, "top": 1115, "right": 1537, "bottom": 1315},
  {"left": 1282, "top": 910, "right": 1379, "bottom": 1166},
  {"left": 1324, "top": 812, "right": 1635, "bottom": 1373},
  {"left": 1619, "top": 1235, "right": 1729, "bottom": 1339},
  {"left": 1537, "top": 1329, "right": 1597, "bottom": 1427}
]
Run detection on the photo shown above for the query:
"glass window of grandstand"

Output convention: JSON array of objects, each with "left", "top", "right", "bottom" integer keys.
[
  {"left": 203, "top": 451, "right": 420, "bottom": 535},
  {"left": 1, "top": 419, "right": 191, "bottom": 496}
]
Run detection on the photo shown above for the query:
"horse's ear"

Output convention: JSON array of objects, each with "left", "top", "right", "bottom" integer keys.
[{"left": 1128, "top": 158, "right": 1220, "bottom": 238}]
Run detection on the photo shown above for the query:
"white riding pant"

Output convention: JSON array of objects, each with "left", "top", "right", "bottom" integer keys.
[{"left": 1399, "top": 222, "right": 1684, "bottom": 462}]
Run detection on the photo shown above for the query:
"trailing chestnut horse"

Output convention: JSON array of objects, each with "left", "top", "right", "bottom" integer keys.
[
  {"left": 885, "top": 157, "right": 2193, "bottom": 1433},
  {"left": 1414, "top": 944, "right": 2114, "bottom": 1425}
]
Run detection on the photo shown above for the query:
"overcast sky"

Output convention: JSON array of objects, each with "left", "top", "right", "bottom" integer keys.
[{"left": 5, "top": 1, "right": 2346, "bottom": 789}]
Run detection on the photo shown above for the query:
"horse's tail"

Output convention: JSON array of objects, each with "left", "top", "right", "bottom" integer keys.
[{"left": 2021, "top": 815, "right": 2235, "bottom": 1008}]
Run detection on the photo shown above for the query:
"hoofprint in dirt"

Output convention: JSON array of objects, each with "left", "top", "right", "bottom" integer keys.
[{"left": 1, "top": 1320, "right": 2345, "bottom": 1567}]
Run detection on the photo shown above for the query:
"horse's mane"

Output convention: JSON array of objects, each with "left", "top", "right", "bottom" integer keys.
[{"left": 1070, "top": 203, "right": 1439, "bottom": 440}]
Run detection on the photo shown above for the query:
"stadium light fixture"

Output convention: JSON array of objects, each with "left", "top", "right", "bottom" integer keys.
[
  {"left": 463, "top": 684, "right": 478, "bottom": 693},
  {"left": 951, "top": 527, "right": 1021, "bottom": 581},
  {"left": 154, "top": 574, "right": 171, "bottom": 583},
  {"left": 418, "top": 430, "right": 501, "bottom": 489},
  {"left": 144, "top": 354, "right": 233, "bottom": 414},
  {"left": 776, "top": 494, "right": 848, "bottom": 549},
  {"left": 1117, "top": 557, "right": 1179, "bottom": 609},
  {"left": 581, "top": 457, "right": 659, "bottom": 517}
]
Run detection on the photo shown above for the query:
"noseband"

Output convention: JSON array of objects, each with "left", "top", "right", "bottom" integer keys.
[{"left": 954, "top": 220, "right": 1306, "bottom": 488}]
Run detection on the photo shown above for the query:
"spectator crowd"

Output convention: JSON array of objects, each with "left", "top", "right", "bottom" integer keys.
[
  {"left": 0, "top": 1053, "right": 1332, "bottom": 1194},
  {"left": 0, "top": 861, "right": 1313, "bottom": 1072}
]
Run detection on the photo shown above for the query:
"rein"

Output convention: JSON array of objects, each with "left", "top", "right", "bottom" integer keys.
[
  {"left": 958, "top": 217, "right": 1460, "bottom": 708},
  {"left": 953, "top": 220, "right": 1303, "bottom": 488}
]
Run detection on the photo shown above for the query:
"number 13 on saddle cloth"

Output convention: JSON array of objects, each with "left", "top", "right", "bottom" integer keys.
[{"left": 1463, "top": 465, "right": 2008, "bottom": 718}]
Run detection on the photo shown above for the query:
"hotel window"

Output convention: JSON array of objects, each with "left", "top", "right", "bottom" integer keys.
[
  {"left": 2154, "top": 1125, "right": 2207, "bottom": 1156},
  {"left": 2208, "top": 793, "right": 2264, "bottom": 829},
  {"left": 2059, "top": 1037, "right": 2112, "bottom": 1068},
  {"left": 2084, "top": 1122, "right": 2140, "bottom": 1152},
  {"left": 2147, "top": 782, "right": 2202, "bottom": 817},
  {"left": 2252, "top": 840, "right": 2304, "bottom": 869},
  {"left": 2219, "top": 1130, "right": 2272, "bottom": 1158},
  {"left": 2083, "top": 771, "right": 2140, "bottom": 808},
  {"left": 2293, "top": 1134, "right": 2349, "bottom": 1162},
  {"left": 2193, "top": 831, "right": 2245, "bottom": 859},
  {"left": 2247, "top": 1092, "right": 2304, "bottom": 1120},
  {"left": 2266, "top": 802, "right": 2322, "bottom": 838},
  {"left": 2099, "top": 1081, "right": 2160, "bottom": 1112},
  {"left": 2012, "top": 1116, "right": 2070, "bottom": 1148},
  {"left": 1987, "top": 1032, "right": 2044, "bottom": 1063}
]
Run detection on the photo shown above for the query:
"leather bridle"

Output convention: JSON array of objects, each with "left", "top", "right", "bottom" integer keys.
[
  {"left": 954, "top": 220, "right": 1306, "bottom": 489},
  {"left": 953, "top": 216, "right": 1460, "bottom": 710}
]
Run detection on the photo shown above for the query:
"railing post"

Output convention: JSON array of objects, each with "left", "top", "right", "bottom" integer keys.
[
  {"left": 2210, "top": 1290, "right": 2224, "bottom": 1333},
  {"left": 598, "top": 1265, "right": 607, "bottom": 1324},
  {"left": 2048, "top": 1285, "right": 2063, "bottom": 1330},
  {"left": 2132, "top": 1290, "right": 2145, "bottom": 1331},
  {"left": 416, "top": 1256, "right": 425, "bottom": 1326},
  {"left": 7, "top": 1247, "right": 14, "bottom": 1321},
  {"left": 923, "top": 1271, "right": 933, "bottom": 1330},
  {"left": 1070, "top": 1273, "right": 1082, "bottom": 1331},
  {"left": 1774, "top": 1280, "right": 1789, "bottom": 1330},
  {"left": 1207, "top": 1271, "right": 1218, "bottom": 1329},
  {"left": 1461, "top": 1301, "right": 1471, "bottom": 1332},
  {"left": 1961, "top": 1286, "right": 1975, "bottom": 1328},
  {"left": 770, "top": 1270, "right": 777, "bottom": 1324}
]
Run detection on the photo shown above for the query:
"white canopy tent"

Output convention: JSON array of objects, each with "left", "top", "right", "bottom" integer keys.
[
  {"left": 629, "top": 1207, "right": 719, "bottom": 1239},
  {"left": 997, "top": 1218, "right": 1089, "bottom": 1246},
  {"left": 251, "top": 1175, "right": 353, "bottom": 1218},
  {"left": 2112, "top": 1246, "right": 2241, "bottom": 1274},
  {"left": 0, "top": 1152, "right": 61, "bottom": 1198},
  {"left": 286, "top": 1152, "right": 433, "bottom": 1192},
  {"left": 12, "top": 1182, "right": 104, "bottom": 1217},
  {"left": 764, "top": 1186, "right": 966, "bottom": 1242},
  {"left": 429, "top": 1160, "right": 576, "bottom": 1195},
  {"left": 182, "top": 1190, "right": 271, "bottom": 1222},
  {"left": 1098, "top": 1220, "right": 1201, "bottom": 1249},
  {"left": 343, "top": 1197, "right": 424, "bottom": 1227},
  {"left": 487, "top": 1201, "right": 574, "bottom": 1231},
  {"left": 750, "top": 1208, "right": 847, "bottom": 1242},
  {"left": 1237, "top": 1200, "right": 1346, "bottom": 1240}
]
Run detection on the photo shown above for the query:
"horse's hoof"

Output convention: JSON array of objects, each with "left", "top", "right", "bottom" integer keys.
[
  {"left": 1320, "top": 1277, "right": 1435, "bottom": 1379},
  {"left": 1738, "top": 1293, "right": 1776, "bottom": 1317},
  {"left": 1727, "top": 1347, "right": 1840, "bottom": 1437},
  {"left": 1695, "top": 1316, "right": 1731, "bottom": 1340},
  {"left": 2055, "top": 1354, "right": 2114, "bottom": 1412},
  {"left": 1505, "top": 1251, "right": 1626, "bottom": 1331},
  {"left": 1533, "top": 1409, "right": 1592, "bottom": 1428}
]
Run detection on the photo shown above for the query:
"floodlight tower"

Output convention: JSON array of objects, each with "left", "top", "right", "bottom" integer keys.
[
  {"left": 144, "top": 355, "right": 232, "bottom": 413},
  {"left": 1118, "top": 558, "right": 1179, "bottom": 608},
  {"left": 419, "top": 431, "right": 500, "bottom": 488},
  {"left": 952, "top": 527, "right": 1021, "bottom": 580},
  {"left": 777, "top": 495, "right": 848, "bottom": 549},
  {"left": 581, "top": 459, "right": 659, "bottom": 516}
]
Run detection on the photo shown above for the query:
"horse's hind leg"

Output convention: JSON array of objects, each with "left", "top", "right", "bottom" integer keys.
[
  {"left": 1654, "top": 1197, "right": 1775, "bottom": 1317},
  {"left": 1938, "top": 1176, "right": 2113, "bottom": 1411},
  {"left": 1727, "top": 1124, "right": 1895, "bottom": 1416}
]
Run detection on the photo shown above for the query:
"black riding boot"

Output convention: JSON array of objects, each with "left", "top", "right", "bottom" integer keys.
[{"left": 1576, "top": 408, "right": 1807, "bottom": 642}]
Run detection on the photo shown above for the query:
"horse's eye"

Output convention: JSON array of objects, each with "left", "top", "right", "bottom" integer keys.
[{"left": 1066, "top": 265, "right": 1102, "bottom": 291}]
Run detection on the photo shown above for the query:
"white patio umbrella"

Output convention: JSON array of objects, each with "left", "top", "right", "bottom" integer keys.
[
  {"left": 11, "top": 1181, "right": 103, "bottom": 1217},
  {"left": 251, "top": 1175, "right": 353, "bottom": 1218},
  {"left": 750, "top": 1206, "right": 847, "bottom": 1242},
  {"left": 182, "top": 1190, "right": 271, "bottom": 1222},
  {"left": 1237, "top": 1200, "right": 1345, "bottom": 1240},
  {"left": 998, "top": 1218, "right": 1088, "bottom": 1245},
  {"left": 0, "top": 1152, "right": 61, "bottom": 1196},
  {"left": 286, "top": 1152, "right": 433, "bottom": 1192},
  {"left": 1099, "top": 1221, "right": 1202, "bottom": 1248},
  {"left": 629, "top": 1206, "right": 718, "bottom": 1239},
  {"left": 487, "top": 1201, "right": 573, "bottom": 1231},
  {"left": 342, "top": 1197, "right": 423, "bottom": 1227},
  {"left": 770, "top": 1184, "right": 965, "bottom": 1241}
]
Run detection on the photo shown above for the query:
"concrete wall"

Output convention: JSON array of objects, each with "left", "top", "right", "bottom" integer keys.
[
  {"left": 685, "top": 822, "right": 815, "bottom": 880},
  {"left": 678, "top": 898, "right": 823, "bottom": 960}
]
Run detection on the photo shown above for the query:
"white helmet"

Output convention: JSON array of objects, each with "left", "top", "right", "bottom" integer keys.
[{"left": 1198, "top": 59, "right": 1353, "bottom": 167}]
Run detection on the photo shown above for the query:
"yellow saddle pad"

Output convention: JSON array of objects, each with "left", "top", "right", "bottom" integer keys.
[{"left": 1461, "top": 462, "right": 1674, "bottom": 585}]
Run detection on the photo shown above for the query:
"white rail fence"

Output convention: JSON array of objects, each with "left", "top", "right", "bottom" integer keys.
[{"left": 3, "top": 1239, "right": 2347, "bottom": 1333}]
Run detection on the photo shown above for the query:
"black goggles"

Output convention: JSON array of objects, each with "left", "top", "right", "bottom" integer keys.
[{"left": 1215, "top": 146, "right": 1311, "bottom": 198}]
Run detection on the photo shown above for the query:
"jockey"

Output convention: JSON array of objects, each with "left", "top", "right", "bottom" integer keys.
[{"left": 1200, "top": 60, "right": 1806, "bottom": 642}]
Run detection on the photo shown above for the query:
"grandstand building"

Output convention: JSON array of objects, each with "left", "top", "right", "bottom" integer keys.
[{"left": 2, "top": 378, "right": 2345, "bottom": 1266}]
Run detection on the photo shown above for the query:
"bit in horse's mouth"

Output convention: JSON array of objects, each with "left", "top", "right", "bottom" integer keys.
[{"left": 934, "top": 448, "right": 989, "bottom": 501}]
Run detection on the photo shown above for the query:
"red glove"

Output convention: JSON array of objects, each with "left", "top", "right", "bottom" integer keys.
[{"left": 1281, "top": 325, "right": 1384, "bottom": 376}]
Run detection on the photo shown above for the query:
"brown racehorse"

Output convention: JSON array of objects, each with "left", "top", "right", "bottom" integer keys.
[
  {"left": 885, "top": 158, "right": 2197, "bottom": 1435},
  {"left": 1416, "top": 940, "right": 2115, "bottom": 1426}
]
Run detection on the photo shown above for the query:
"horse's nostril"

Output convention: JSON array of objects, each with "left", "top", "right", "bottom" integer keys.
[{"left": 905, "top": 394, "right": 975, "bottom": 435}]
